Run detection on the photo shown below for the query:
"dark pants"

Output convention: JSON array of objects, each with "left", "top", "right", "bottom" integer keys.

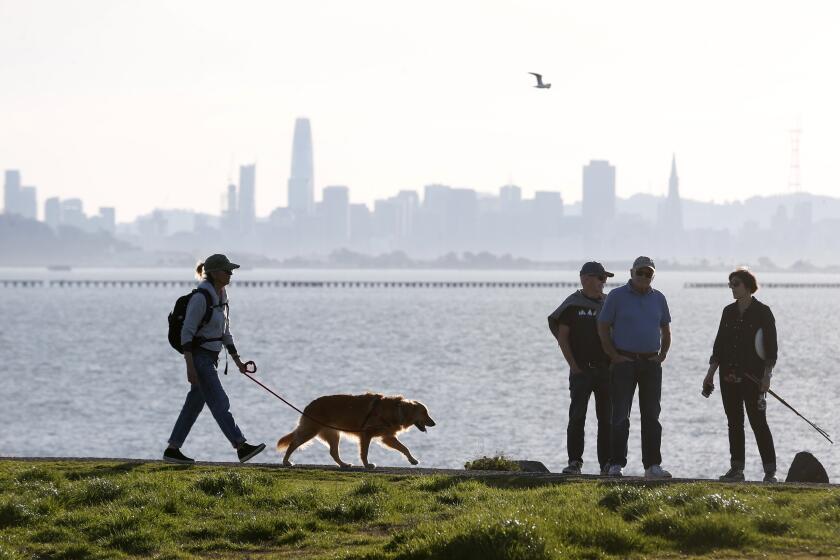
[
  {"left": 168, "top": 348, "right": 246, "bottom": 449},
  {"left": 609, "top": 359, "right": 662, "bottom": 469},
  {"left": 567, "top": 366, "right": 611, "bottom": 470},
  {"left": 720, "top": 378, "right": 776, "bottom": 473}
]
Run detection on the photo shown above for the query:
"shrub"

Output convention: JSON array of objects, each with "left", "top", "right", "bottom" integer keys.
[{"left": 464, "top": 456, "right": 521, "bottom": 472}]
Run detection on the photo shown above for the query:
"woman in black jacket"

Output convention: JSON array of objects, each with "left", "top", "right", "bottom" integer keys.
[{"left": 703, "top": 268, "right": 778, "bottom": 482}]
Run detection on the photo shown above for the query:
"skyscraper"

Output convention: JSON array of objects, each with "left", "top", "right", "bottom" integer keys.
[
  {"left": 44, "top": 197, "right": 61, "bottom": 228},
  {"left": 20, "top": 186, "right": 37, "bottom": 219},
  {"left": 321, "top": 185, "right": 350, "bottom": 241},
  {"left": 288, "top": 118, "right": 314, "bottom": 216},
  {"left": 61, "top": 198, "right": 85, "bottom": 230},
  {"left": 3, "top": 170, "right": 21, "bottom": 215},
  {"left": 238, "top": 164, "right": 256, "bottom": 233},
  {"left": 582, "top": 160, "right": 616, "bottom": 224},
  {"left": 224, "top": 183, "right": 239, "bottom": 231},
  {"left": 99, "top": 207, "right": 116, "bottom": 234}
]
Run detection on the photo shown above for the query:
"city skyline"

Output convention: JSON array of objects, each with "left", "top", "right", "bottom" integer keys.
[{"left": 2, "top": 1, "right": 839, "bottom": 221}]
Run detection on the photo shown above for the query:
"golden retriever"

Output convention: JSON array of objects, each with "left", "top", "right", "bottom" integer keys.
[{"left": 276, "top": 393, "right": 435, "bottom": 468}]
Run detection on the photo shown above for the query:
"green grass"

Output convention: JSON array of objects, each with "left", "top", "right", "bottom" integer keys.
[{"left": 0, "top": 460, "right": 838, "bottom": 559}]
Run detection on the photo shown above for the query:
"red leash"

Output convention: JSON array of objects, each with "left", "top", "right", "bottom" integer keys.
[{"left": 239, "top": 361, "right": 375, "bottom": 433}]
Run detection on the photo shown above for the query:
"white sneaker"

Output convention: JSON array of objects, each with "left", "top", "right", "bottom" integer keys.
[
  {"left": 607, "top": 464, "right": 623, "bottom": 477},
  {"left": 561, "top": 461, "right": 582, "bottom": 475},
  {"left": 645, "top": 464, "right": 673, "bottom": 479}
]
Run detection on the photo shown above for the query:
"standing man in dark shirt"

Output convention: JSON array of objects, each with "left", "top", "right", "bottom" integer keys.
[{"left": 548, "top": 261, "right": 614, "bottom": 475}]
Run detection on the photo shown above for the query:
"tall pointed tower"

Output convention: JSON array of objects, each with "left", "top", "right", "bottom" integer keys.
[
  {"left": 287, "top": 118, "right": 314, "bottom": 216},
  {"left": 661, "top": 154, "right": 683, "bottom": 232}
]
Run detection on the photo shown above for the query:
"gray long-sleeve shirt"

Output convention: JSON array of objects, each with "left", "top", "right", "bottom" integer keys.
[{"left": 180, "top": 280, "right": 235, "bottom": 353}]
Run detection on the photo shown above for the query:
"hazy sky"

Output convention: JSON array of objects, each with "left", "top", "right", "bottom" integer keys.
[{"left": 1, "top": 1, "right": 838, "bottom": 221}]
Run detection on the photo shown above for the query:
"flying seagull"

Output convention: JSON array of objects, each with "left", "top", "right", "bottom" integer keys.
[{"left": 529, "top": 72, "right": 551, "bottom": 89}]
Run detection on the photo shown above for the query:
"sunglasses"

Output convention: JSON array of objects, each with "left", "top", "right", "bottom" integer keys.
[
  {"left": 635, "top": 268, "right": 653, "bottom": 278},
  {"left": 220, "top": 269, "right": 233, "bottom": 275},
  {"left": 587, "top": 274, "right": 607, "bottom": 282}
]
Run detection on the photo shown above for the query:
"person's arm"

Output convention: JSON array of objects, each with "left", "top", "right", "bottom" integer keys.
[
  {"left": 705, "top": 310, "right": 725, "bottom": 384},
  {"left": 710, "top": 310, "right": 725, "bottom": 367},
  {"left": 220, "top": 298, "right": 249, "bottom": 373},
  {"left": 653, "top": 293, "right": 672, "bottom": 363},
  {"left": 556, "top": 324, "right": 582, "bottom": 374},
  {"left": 760, "top": 305, "right": 778, "bottom": 391},
  {"left": 762, "top": 306, "right": 778, "bottom": 370},
  {"left": 656, "top": 324, "right": 671, "bottom": 362},
  {"left": 180, "top": 293, "right": 205, "bottom": 385}
]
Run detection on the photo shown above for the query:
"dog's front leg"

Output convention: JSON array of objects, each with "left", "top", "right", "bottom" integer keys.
[
  {"left": 359, "top": 435, "right": 375, "bottom": 469},
  {"left": 381, "top": 435, "right": 419, "bottom": 465}
]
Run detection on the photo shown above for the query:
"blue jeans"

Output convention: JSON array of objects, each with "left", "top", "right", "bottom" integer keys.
[
  {"left": 609, "top": 359, "right": 662, "bottom": 469},
  {"left": 168, "top": 349, "right": 246, "bottom": 449},
  {"left": 567, "top": 366, "right": 611, "bottom": 470}
]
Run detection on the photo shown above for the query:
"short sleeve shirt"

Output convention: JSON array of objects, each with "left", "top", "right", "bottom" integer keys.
[
  {"left": 556, "top": 299, "right": 610, "bottom": 366},
  {"left": 598, "top": 281, "right": 671, "bottom": 353}
]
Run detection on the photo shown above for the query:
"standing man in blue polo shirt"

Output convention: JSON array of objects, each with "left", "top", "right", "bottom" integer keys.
[{"left": 597, "top": 256, "right": 673, "bottom": 478}]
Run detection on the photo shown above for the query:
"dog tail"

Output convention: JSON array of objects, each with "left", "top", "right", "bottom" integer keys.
[{"left": 276, "top": 431, "right": 295, "bottom": 452}]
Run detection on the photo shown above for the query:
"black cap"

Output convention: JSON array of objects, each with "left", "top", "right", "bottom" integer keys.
[{"left": 580, "top": 261, "right": 614, "bottom": 277}]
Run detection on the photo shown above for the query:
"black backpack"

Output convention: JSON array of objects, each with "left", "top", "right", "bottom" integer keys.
[{"left": 167, "top": 288, "right": 217, "bottom": 354}]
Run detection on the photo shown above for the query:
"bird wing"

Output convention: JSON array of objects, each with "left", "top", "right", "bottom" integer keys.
[{"left": 528, "top": 72, "right": 544, "bottom": 85}]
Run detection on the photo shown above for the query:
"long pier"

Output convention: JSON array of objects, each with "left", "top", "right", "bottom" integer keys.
[
  {"left": 684, "top": 282, "right": 840, "bottom": 289},
  {"left": 2, "top": 279, "right": 839, "bottom": 289},
  {"left": 0, "top": 279, "right": 604, "bottom": 289}
]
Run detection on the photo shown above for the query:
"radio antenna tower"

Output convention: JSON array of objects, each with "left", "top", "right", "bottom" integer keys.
[{"left": 788, "top": 124, "right": 801, "bottom": 193}]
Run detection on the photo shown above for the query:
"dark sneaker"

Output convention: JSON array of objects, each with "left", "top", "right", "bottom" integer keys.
[
  {"left": 763, "top": 472, "right": 778, "bottom": 483},
  {"left": 163, "top": 447, "right": 195, "bottom": 465},
  {"left": 644, "top": 464, "right": 673, "bottom": 479},
  {"left": 237, "top": 442, "right": 266, "bottom": 463},
  {"left": 607, "top": 464, "right": 623, "bottom": 477},
  {"left": 719, "top": 467, "right": 745, "bottom": 482},
  {"left": 600, "top": 465, "right": 610, "bottom": 476},
  {"left": 562, "top": 461, "right": 582, "bottom": 475}
]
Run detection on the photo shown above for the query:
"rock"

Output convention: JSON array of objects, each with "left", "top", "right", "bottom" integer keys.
[
  {"left": 515, "top": 460, "right": 549, "bottom": 473},
  {"left": 785, "top": 451, "right": 829, "bottom": 484}
]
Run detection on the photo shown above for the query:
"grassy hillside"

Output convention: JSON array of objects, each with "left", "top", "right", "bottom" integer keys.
[{"left": 0, "top": 459, "right": 838, "bottom": 559}]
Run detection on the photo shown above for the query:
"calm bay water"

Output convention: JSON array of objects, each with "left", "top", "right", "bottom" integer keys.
[{"left": 1, "top": 267, "right": 837, "bottom": 480}]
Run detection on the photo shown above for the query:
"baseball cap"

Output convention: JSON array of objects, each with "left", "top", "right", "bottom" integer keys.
[
  {"left": 632, "top": 256, "right": 656, "bottom": 271},
  {"left": 203, "top": 254, "right": 240, "bottom": 272},
  {"left": 580, "top": 261, "right": 614, "bottom": 277}
]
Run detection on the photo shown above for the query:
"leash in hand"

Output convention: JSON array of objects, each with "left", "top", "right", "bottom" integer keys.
[{"left": 239, "top": 362, "right": 375, "bottom": 433}]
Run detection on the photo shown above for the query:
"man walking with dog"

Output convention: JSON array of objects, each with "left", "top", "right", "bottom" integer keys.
[
  {"left": 548, "top": 261, "right": 614, "bottom": 475},
  {"left": 597, "top": 256, "right": 673, "bottom": 478}
]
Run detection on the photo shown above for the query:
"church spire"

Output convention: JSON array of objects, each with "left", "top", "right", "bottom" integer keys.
[{"left": 668, "top": 153, "right": 679, "bottom": 200}]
